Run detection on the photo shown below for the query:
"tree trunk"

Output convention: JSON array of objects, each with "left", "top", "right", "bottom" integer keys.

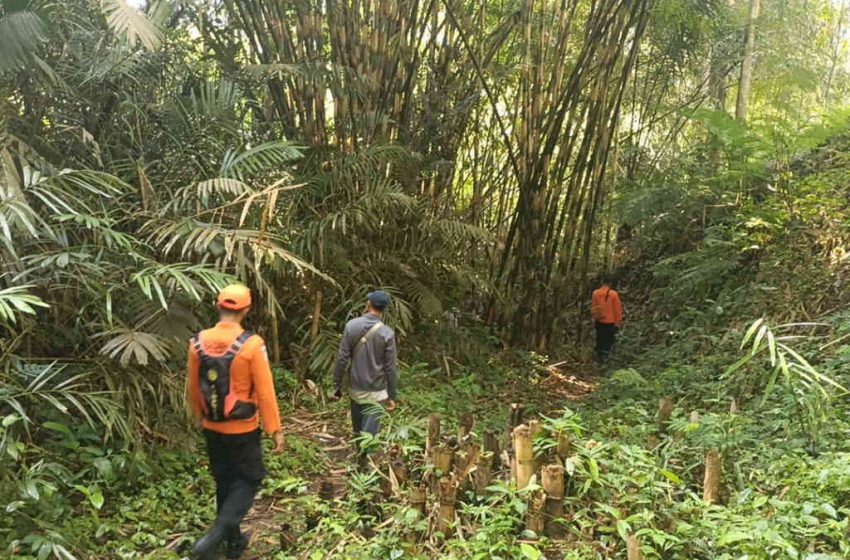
[{"left": 735, "top": 0, "right": 760, "bottom": 123}]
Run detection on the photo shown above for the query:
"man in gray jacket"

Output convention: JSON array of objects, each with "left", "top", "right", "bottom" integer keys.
[{"left": 333, "top": 291, "right": 398, "bottom": 440}]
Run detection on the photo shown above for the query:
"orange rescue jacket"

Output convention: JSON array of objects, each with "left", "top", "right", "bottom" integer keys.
[
  {"left": 591, "top": 287, "right": 623, "bottom": 325},
  {"left": 187, "top": 321, "right": 281, "bottom": 435}
]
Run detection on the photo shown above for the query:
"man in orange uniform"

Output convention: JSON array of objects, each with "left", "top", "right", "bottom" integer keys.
[
  {"left": 186, "top": 284, "right": 284, "bottom": 560},
  {"left": 590, "top": 276, "right": 624, "bottom": 362}
]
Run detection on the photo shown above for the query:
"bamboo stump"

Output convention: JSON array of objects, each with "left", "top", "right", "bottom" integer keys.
[
  {"left": 432, "top": 446, "right": 454, "bottom": 475},
  {"left": 627, "top": 534, "right": 642, "bottom": 560},
  {"left": 703, "top": 449, "right": 722, "bottom": 503},
  {"left": 409, "top": 485, "right": 427, "bottom": 516},
  {"left": 459, "top": 412, "right": 474, "bottom": 440},
  {"left": 484, "top": 431, "right": 501, "bottom": 470},
  {"left": 542, "top": 464, "right": 565, "bottom": 537},
  {"left": 474, "top": 451, "right": 493, "bottom": 496},
  {"left": 657, "top": 397, "right": 674, "bottom": 433},
  {"left": 437, "top": 478, "right": 459, "bottom": 535},
  {"left": 406, "top": 485, "right": 427, "bottom": 543},
  {"left": 556, "top": 431, "right": 571, "bottom": 462},
  {"left": 506, "top": 403, "right": 524, "bottom": 445},
  {"left": 431, "top": 445, "right": 454, "bottom": 493},
  {"left": 524, "top": 490, "right": 545, "bottom": 537},
  {"left": 426, "top": 413, "right": 441, "bottom": 455},
  {"left": 513, "top": 425, "right": 534, "bottom": 490}
]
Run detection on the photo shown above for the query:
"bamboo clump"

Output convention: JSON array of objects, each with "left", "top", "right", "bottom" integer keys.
[{"left": 390, "top": 405, "right": 580, "bottom": 543}]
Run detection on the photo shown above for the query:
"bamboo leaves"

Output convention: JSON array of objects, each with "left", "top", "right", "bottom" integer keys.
[
  {"left": 0, "top": 285, "right": 49, "bottom": 324},
  {"left": 100, "top": 0, "right": 161, "bottom": 51},
  {"left": 725, "top": 319, "right": 847, "bottom": 445}
]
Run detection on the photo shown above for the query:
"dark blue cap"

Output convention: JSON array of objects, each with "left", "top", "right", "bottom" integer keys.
[{"left": 367, "top": 290, "right": 391, "bottom": 310}]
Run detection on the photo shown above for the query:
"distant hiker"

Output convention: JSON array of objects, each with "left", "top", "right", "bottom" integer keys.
[
  {"left": 186, "top": 284, "right": 284, "bottom": 560},
  {"left": 591, "top": 276, "right": 623, "bottom": 362},
  {"left": 332, "top": 291, "right": 398, "bottom": 449}
]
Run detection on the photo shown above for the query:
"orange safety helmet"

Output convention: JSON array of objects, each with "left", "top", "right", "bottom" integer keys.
[{"left": 217, "top": 284, "right": 252, "bottom": 311}]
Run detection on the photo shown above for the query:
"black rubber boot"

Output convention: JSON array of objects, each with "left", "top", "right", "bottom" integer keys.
[
  {"left": 190, "top": 524, "right": 226, "bottom": 560},
  {"left": 223, "top": 532, "right": 249, "bottom": 559}
]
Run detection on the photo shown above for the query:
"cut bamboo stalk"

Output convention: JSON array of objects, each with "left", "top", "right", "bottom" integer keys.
[
  {"left": 426, "top": 413, "right": 441, "bottom": 455},
  {"left": 556, "top": 431, "right": 570, "bottom": 462},
  {"left": 730, "top": 398, "right": 739, "bottom": 415},
  {"left": 432, "top": 446, "right": 454, "bottom": 476},
  {"left": 703, "top": 449, "right": 722, "bottom": 504},
  {"left": 525, "top": 490, "right": 545, "bottom": 536},
  {"left": 459, "top": 411, "right": 474, "bottom": 440},
  {"left": 513, "top": 425, "right": 535, "bottom": 490},
  {"left": 528, "top": 419, "right": 542, "bottom": 470},
  {"left": 528, "top": 419, "right": 542, "bottom": 438},
  {"left": 437, "top": 477, "right": 459, "bottom": 535},
  {"left": 484, "top": 431, "right": 501, "bottom": 470},
  {"left": 506, "top": 403, "right": 524, "bottom": 445},
  {"left": 474, "top": 451, "right": 493, "bottom": 496},
  {"left": 542, "top": 464, "right": 565, "bottom": 537},
  {"left": 657, "top": 397, "right": 674, "bottom": 433},
  {"left": 409, "top": 485, "right": 427, "bottom": 516},
  {"left": 627, "top": 534, "right": 642, "bottom": 560}
]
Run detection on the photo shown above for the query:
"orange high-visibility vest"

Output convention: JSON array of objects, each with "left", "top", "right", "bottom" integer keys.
[
  {"left": 591, "top": 287, "right": 623, "bottom": 325},
  {"left": 187, "top": 321, "right": 281, "bottom": 435}
]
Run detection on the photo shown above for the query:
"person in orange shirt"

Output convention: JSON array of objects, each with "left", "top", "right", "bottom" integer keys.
[
  {"left": 186, "top": 284, "right": 284, "bottom": 560},
  {"left": 590, "top": 275, "right": 624, "bottom": 362}
]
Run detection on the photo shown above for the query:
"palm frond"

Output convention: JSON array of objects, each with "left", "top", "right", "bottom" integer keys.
[
  {"left": 0, "top": 10, "right": 47, "bottom": 73},
  {"left": 96, "top": 328, "right": 169, "bottom": 367},
  {"left": 100, "top": 0, "right": 161, "bottom": 51},
  {"left": 0, "top": 285, "right": 49, "bottom": 324}
]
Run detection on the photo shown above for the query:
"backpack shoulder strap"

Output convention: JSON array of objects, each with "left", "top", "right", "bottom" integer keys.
[
  {"left": 227, "top": 331, "right": 254, "bottom": 357},
  {"left": 353, "top": 321, "right": 383, "bottom": 358},
  {"left": 192, "top": 334, "right": 205, "bottom": 358}
]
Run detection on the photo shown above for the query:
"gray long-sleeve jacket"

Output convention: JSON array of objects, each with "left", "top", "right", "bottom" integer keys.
[{"left": 333, "top": 314, "right": 398, "bottom": 401}]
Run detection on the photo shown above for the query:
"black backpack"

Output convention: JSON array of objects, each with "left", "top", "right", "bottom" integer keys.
[{"left": 192, "top": 331, "right": 257, "bottom": 422}]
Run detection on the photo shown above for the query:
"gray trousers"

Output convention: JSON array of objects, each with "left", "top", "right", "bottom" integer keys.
[{"left": 350, "top": 400, "right": 383, "bottom": 436}]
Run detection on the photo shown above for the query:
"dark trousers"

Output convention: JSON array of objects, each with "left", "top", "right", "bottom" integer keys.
[
  {"left": 204, "top": 429, "right": 266, "bottom": 541},
  {"left": 595, "top": 322, "right": 618, "bottom": 361},
  {"left": 350, "top": 400, "right": 382, "bottom": 437}
]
